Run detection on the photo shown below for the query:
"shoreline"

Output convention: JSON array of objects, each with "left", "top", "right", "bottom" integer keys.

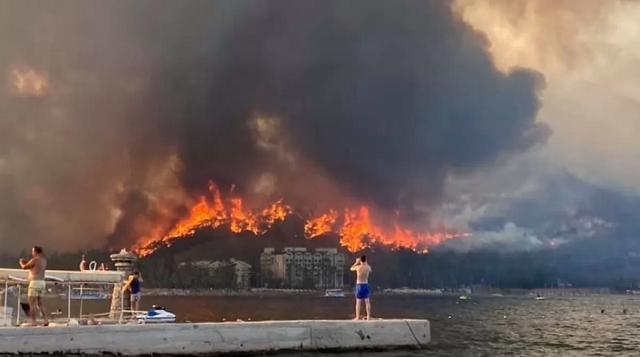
[
  {"left": 143, "top": 287, "right": 619, "bottom": 298},
  {"left": 144, "top": 288, "right": 321, "bottom": 297}
]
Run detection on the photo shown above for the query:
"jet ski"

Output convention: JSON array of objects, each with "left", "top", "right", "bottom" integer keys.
[{"left": 136, "top": 305, "right": 176, "bottom": 324}]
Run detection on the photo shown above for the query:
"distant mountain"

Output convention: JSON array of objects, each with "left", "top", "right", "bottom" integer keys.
[{"left": 438, "top": 156, "right": 638, "bottom": 252}]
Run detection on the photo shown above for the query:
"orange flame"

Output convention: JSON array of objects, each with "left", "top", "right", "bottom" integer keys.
[
  {"left": 304, "top": 209, "right": 339, "bottom": 239},
  {"left": 133, "top": 181, "right": 292, "bottom": 256},
  {"left": 309, "top": 206, "right": 464, "bottom": 253},
  {"left": 133, "top": 182, "right": 467, "bottom": 257}
]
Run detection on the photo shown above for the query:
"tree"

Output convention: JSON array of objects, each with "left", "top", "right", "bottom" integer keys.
[
  {"left": 302, "top": 266, "right": 314, "bottom": 289},
  {"left": 219, "top": 262, "right": 238, "bottom": 290}
]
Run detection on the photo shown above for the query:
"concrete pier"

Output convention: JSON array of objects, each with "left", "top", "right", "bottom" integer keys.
[{"left": 0, "top": 319, "right": 430, "bottom": 355}]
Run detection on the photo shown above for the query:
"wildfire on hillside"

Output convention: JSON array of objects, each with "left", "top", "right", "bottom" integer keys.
[{"left": 132, "top": 181, "right": 468, "bottom": 257}]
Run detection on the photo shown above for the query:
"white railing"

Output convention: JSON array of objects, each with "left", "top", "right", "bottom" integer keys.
[
  {"left": 1, "top": 278, "right": 121, "bottom": 326},
  {"left": 77, "top": 309, "right": 148, "bottom": 324}
]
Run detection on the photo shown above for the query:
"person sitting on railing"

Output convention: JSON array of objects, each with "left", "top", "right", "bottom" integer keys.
[{"left": 79, "top": 255, "right": 87, "bottom": 271}]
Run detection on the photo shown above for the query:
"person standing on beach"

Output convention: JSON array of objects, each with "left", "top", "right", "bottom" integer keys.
[
  {"left": 19, "top": 246, "right": 49, "bottom": 326},
  {"left": 123, "top": 270, "right": 143, "bottom": 315},
  {"left": 350, "top": 255, "right": 372, "bottom": 320}
]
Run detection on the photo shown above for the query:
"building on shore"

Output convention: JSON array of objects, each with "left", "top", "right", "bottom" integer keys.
[
  {"left": 179, "top": 259, "right": 252, "bottom": 290},
  {"left": 260, "top": 247, "right": 345, "bottom": 289}
]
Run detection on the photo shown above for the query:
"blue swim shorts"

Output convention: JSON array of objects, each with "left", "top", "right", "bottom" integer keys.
[{"left": 355, "top": 283, "right": 370, "bottom": 300}]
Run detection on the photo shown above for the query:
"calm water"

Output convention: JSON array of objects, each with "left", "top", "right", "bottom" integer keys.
[{"left": 47, "top": 294, "right": 640, "bottom": 356}]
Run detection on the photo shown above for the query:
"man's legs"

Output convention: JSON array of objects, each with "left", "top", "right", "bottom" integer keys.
[
  {"left": 132, "top": 297, "right": 140, "bottom": 313},
  {"left": 354, "top": 298, "right": 361, "bottom": 320},
  {"left": 130, "top": 294, "right": 140, "bottom": 317},
  {"left": 27, "top": 295, "right": 37, "bottom": 325},
  {"left": 365, "top": 298, "right": 371, "bottom": 320},
  {"left": 36, "top": 297, "right": 49, "bottom": 325}
]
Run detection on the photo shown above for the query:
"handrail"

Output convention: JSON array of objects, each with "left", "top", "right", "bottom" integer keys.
[
  {"left": 0, "top": 268, "right": 123, "bottom": 283},
  {"left": 2, "top": 279, "right": 121, "bottom": 285},
  {"left": 1, "top": 276, "right": 123, "bottom": 326}
]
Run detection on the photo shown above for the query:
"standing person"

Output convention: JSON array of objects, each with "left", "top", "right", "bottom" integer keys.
[
  {"left": 123, "top": 270, "right": 143, "bottom": 315},
  {"left": 19, "top": 246, "right": 49, "bottom": 326},
  {"left": 350, "top": 255, "right": 372, "bottom": 320}
]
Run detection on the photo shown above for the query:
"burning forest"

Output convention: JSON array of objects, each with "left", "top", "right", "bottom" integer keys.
[
  {"left": 133, "top": 181, "right": 469, "bottom": 257},
  {"left": 0, "top": 1, "right": 549, "bottom": 254}
]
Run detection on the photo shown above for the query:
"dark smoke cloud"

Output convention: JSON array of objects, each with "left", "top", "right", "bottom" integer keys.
[{"left": 0, "top": 0, "right": 549, "bottom": 252}]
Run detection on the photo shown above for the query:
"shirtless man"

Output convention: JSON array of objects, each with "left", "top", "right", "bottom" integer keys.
[
  {"left": 350, "top": 255, "right": 372, "bottom": 320},
  {"left": 19, "top": 246, "right": 49, "bottom": 326}
]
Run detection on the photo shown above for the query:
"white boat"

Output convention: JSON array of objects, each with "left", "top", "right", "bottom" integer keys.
[
  {"left": 535, "top": 296, "right": 546, "bottom": 300},
  {"left": 459, "top": 295, "right": 471, "bottom": 300},
  {"left": 69, "top": 291, "right": 111, "bottom": 300},
  {"left": 136, "top": 306, "right": 176, "bottom": 324},
  {"left": 325, "top": 289, "right": 345, "bottom": 297},
  {"left": 66, "top": 288, "right": 111, "bottom": 300}
]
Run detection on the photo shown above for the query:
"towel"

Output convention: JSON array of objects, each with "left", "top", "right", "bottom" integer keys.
[{"left": 121, "top": 275, "right": 135, "bottom": 292}]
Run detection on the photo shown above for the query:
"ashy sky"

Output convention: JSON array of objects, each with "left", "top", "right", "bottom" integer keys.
[
  {"left": 0, "top": 0, "right": 638, "bottom": 254},
  {"left": 454, "top": 0, "right": 640, "bottom": 192}
]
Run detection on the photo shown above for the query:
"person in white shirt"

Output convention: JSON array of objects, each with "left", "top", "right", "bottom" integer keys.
[{"left": 350, "top": 255, "right": 372, "bottom": 320}]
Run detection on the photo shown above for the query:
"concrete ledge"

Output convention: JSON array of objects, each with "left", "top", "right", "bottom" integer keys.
[{"left": 0, "top": 319, "right": 430, "bottom": 355}]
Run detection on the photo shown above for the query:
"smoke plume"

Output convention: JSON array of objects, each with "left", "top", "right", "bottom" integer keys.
[
  {"left": 0, "top": 0, "right": 549, "bottom": 253},
  {"left": 454, "top": 0, "right": 640, "bottom": 193},
  {"left": 453, "top": 0, "right": 626, "bottom": 77}
]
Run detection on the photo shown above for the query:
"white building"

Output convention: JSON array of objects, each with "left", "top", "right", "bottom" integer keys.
[
  {"left": 260, "top": 247, "right": 345, "bottom": 288},
  {"left": 180, "top": 259, "right": 252, "bottom": 290}
]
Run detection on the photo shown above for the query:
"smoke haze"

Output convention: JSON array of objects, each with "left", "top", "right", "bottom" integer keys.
[
  {"left": 1, "top": 0, "right": 553, "bottom": 252},
  {"left": 454, "top": 0, "right": 640, "bottom": 193}
]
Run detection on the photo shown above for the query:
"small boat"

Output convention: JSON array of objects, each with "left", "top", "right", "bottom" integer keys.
[
  {"left": 70, "top": 292, "right": 111, "bottom": 300},
  {"left": 325, "top": 289, "right": 345, "bottom": 297},
  {"left": 535, "top": 296, "right": 546, "bottom": 300},
  {"left": 66, "top": 288, "right": 111, "bottom": 300},
  {"left": 71, "top": 292, "right": 111, "bottom": 300},
  {"left": 136, "top": 306, "right": 176, "bottom": 324},
  {"left": 459, "top": 295, "right": 471, "bottom": 300},
  {"left": 490, "top": 294, "right": 504, "bottom": 297}
]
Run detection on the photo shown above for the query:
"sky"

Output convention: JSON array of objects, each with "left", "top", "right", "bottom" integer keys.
[
  {"left": 454, "top": 0, "right": 640, "bottom": 191},
  {"left": 0, "top": 0, "right": 638, "bottom": 254},
  {"left": 434, "top": 0, "right": 640, "bottom": 250}
]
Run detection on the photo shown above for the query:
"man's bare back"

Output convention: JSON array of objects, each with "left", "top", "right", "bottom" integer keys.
[
  {"left": 352, "top": 263, "right": 371, "bottom": 284},
  {"left": 350, "top": 255, "right": 372, "bottom": 320}
]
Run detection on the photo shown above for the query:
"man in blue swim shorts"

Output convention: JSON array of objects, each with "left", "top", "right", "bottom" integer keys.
[{"left": 350, "top": 255, "right": 372, "bottom": 320}]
